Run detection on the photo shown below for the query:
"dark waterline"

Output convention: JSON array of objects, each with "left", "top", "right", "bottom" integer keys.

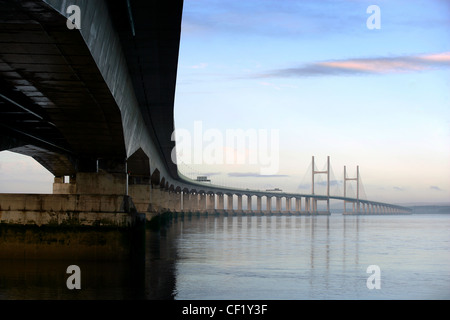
[{"left": 0, "top": 213, "right": 449, "bottom": 300}]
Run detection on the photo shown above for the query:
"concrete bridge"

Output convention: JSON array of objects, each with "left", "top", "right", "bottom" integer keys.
[{"left": 0, "top": 0, "right": 410, "bottom": 234}]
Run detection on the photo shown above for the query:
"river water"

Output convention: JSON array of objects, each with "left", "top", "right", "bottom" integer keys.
[{"left": 0, "top": 213, "right": 449, "bottom": 300}]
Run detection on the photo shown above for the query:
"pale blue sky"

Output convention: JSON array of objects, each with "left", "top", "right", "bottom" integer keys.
[
  {"left": 173, "top": 0, "right": 450, "bottom": 203},
  {"left": 0, "top": 0, "right": 449, "bottom": 204}
]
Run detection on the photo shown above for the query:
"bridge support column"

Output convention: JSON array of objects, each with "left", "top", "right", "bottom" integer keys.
[
  {"left": 150, "top": 185, "right": 162, "bottom": 212},
  {"left": 56, "top": 171, "right": 128, "bottom": 196},
  {"left": 217, "top": 194, "right": 224, "bottom": 211},
  {"left": 237, "top": 195, "right": 243, "bottom": 212},
  {"left": 256, "top": 196, "right": 262, "bottom": 213},
  {"left": 161, "top": 188, "right": 170, "bottom": 211},
  {"left": 226, "top": 194, "right": 233, "bottom": 213},
  {"left": 182, "top": 192, "right": 190, "bottom": 212},
  {"left": 276, "top": 197, "right": 281, "bottom": 213},
  {"left": 158, "top": 187, "right": 166, "bottom": 212},
  {"left": 266, "top": 196, "right": 271, "bottom": 213},
  {"left": 286, "top": 197, "right": 291, "bottom": 213},
  {"left": 247, "top": 195, "right": 252, "bottom": 212},
  {"left": 128, "top": 181, "right": 151, "bottom": 213},
  {"left": 206, "top": 193, "right": 215, "bottom": 212},
  {"left": 165, "top": 190, "right": 173, "bottom": 211},
  {"left": 198, "top": 193, "right": 207, "bottom": 213},
  {"left": 305, "top": 198, "right": 310, "bottom": 214},
  {"left": 312, "top": 198, "right": 317, "bottom": 214},
  {"left": 191, "top": 193, "right": 199, "bottom": 213},
  {"left": 295, "top": 198, "right": 301, "bottom": 214},
  {"left": 171, "top": 192, "right": 182, "bottom": 212}
]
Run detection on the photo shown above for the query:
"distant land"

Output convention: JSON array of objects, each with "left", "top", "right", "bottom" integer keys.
[
  {"left": 408, "top": 205, "right": 450, "bottom": 214},
  {"left": 327, "top": 202, "right": 450, "bottom": 214}
]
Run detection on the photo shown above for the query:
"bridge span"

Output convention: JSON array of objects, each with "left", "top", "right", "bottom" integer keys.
[
  {"left": 153, "top": 168, "right": 411, "bottom": 216},
  {"left": 0, "top": 0, "right": 410, "bottom": 232}
]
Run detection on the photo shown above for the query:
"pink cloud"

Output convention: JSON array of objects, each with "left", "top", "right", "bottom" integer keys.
[{"left": 256, "top": 52, "right": 450, "bottom": 78}]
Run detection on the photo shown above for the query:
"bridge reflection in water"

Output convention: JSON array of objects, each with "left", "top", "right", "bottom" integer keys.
[
  {"left": 0, "top": 214, "right": 389, "bottom": 300},
  {"left": 2, "top": 213, "right": 447, "bottom": 300}
]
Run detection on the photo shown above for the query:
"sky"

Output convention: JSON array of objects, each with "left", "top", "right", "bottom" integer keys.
[
  {"left": 1, "top": 0, "right": 449, "bottom": 205},
  {"left": 173, "top": 0, "right": 450, "bottom": 204}
]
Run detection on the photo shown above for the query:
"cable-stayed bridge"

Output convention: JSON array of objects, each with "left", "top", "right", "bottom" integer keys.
[{"left": 175, "top": 156, "right": 411, "bottom": 215}]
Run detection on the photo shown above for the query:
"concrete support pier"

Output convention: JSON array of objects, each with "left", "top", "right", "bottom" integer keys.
[
  {"left": 227, "top": 194, "right": 233, "bottom": 212},
  {"left": 0, "top": 193, "right": 145, "bottom": 261},
  {"left": 206, "top": 193, "right": 214, "bottom": 213}
]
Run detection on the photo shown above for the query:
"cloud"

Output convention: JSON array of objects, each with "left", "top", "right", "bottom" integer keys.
[
  {"left": 253, "top": 52, "right": 450, "bottom": 78},
  {"left": 228, "top": 172, "right": 288, "bottom": 178},
  {"left": 187, "top": 63, "right": 208, "bottom": 69},
  {"left": 393, "top": 186, "right": 405, "bottom": 191},
  {"left": 430, "top": 186, "right": 443, "bottom": 191}
]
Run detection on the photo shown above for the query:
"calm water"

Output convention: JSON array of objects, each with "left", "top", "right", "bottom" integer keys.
[{"left": 0, "top": 214, "right": 449, "bottom": 300}]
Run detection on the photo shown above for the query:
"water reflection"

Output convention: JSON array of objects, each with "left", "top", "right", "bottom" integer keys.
[
  {"left": 171, "top": 214, "right": 450, "bottom": 299},
  {"left": 0, "top": 226, "right": 178, "bottom": 300},
  {"left": 172, "top": 215, "right": 340, "bottom": 299},
  {"left": 1, "top": 214, "right": 449, "bottom": 299}
]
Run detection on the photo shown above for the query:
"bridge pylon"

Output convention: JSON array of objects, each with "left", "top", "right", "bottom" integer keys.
[
  {"left": 344, "top": 165, "right": 360, "bottom": 214},
  {"left": 311, "top": 156, "right": 330, "bottom": 214}
]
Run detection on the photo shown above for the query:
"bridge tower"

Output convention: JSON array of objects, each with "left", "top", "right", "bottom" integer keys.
[
  {"left": 344, "top": 165, "right": 360, "bottom": 213},
  {"left": 311, "top": 156, "right": 330, "bottom": 213}
]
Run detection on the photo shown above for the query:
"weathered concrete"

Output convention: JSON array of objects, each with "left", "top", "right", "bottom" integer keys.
[
  {"left": 53, "top": 172, "right": 127, "bottom": 196},
  {"left": 0, "top": 194, "right": 142, "bottom": 227},
  {"left": 0, "top": 194, "right": 145, "bottom": 260}
]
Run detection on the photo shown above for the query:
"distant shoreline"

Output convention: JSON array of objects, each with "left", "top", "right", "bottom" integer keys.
[{"left": 409, "top": 205, "right": 450, "bottom": 214}]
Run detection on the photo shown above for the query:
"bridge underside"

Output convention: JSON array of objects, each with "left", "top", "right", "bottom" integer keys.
[
  {"left": 0, "top": 0, "right": 127, "bottom": 175},
  {"left": 0, "top": 0, "right": 182, "bottom": 179}
]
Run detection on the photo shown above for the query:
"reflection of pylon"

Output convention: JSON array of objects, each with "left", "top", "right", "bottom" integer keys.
[
  {"left": 344, "top": 165, "right": 359, "bottom": 213},
  {"left": 311, "top": 156, "right": 330, "bottom": 212}
]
